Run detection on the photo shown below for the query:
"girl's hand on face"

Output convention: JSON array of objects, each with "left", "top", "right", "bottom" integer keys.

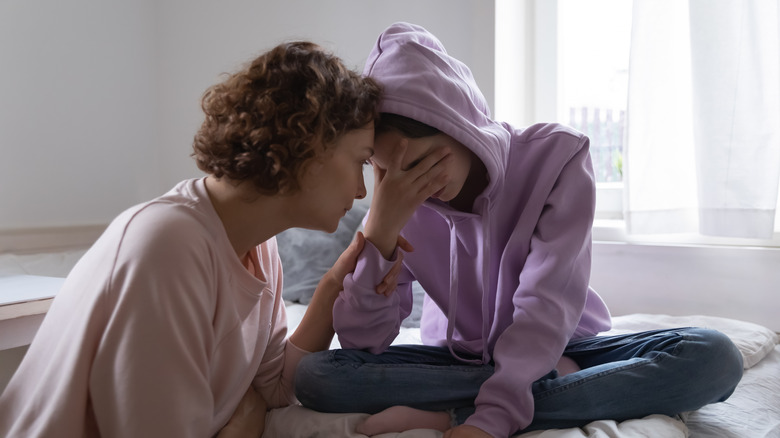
[{"left": 364, "top": 139, "right": 450, "bottom": 259}]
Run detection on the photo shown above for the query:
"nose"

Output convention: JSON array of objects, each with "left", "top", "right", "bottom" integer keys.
[{"left": 355, "top": 174, "right": 367, "bottom": 199}]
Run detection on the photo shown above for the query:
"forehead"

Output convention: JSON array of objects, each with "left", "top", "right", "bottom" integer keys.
[{"left": 330, "top": 124, "right": 375, "bottom": 154}]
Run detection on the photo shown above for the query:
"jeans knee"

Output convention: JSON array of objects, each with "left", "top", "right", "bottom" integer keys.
[
  {"left": 690, "top": 328, "right": 743, "bottom": 399},
  {"left": 294, "top": 351, "right": 336, "bottom": 411}
]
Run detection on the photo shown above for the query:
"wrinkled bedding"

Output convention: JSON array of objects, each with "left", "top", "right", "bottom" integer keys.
[{"left": 267, "top": 308, "right": 780, "bottom": 438}]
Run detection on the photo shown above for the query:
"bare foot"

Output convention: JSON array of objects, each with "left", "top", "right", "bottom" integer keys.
[{"left": 356, "top": 406, "right": 451, "bottom": 436}]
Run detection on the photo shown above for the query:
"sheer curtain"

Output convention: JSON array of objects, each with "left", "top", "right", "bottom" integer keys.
[{"left": 624, "top": 0, "right": 780, "bottom": 239}]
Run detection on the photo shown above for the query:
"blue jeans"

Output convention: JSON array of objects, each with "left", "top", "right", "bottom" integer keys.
[{"left": 295, "top": 328, "right": 743, "bottom": 433}]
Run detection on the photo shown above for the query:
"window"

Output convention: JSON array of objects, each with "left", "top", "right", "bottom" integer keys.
[
  {"left": 559, "top": 0, "right": 631, "bottom": 220},
  {"left": 559, "top": 0, "right": 631, "bottom": 186},
  {"left": 494, "top": 0, "right": 630, "bottom": 220},
  {"left": 495, "top": 0, "right": 780, "bottom": 245}
]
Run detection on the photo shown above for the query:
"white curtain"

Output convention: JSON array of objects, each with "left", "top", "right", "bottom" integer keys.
[{"left": 625, "top": 0, "right": 780, "bottom": 239}]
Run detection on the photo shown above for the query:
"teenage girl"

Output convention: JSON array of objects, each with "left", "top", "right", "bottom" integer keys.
[{"left": 294, "top": 22, "right": 743, "bottom": 438}]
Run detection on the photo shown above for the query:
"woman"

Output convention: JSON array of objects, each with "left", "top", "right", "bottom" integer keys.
[{"left": 0, "top": 41, "right": 399, "bottom": 437}]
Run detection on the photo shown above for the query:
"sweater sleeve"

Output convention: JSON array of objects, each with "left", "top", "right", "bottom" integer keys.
[
  {"left": 88, "top": 210, "right": 223, "bottom": 437},
  {"left": 252, "top": 251, "right": 301, "bottom": 408},
  {"left": 332, "top": 241, "right": 414, "bottom": 353},
  {"left": 465, "top": 136, "right": 596, "bottom": 437}
]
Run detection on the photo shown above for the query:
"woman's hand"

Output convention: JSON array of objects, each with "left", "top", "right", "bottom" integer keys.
[
  {"left": 364, "top": 139, "right": 450, "bottom": 259},
  {"left": 443, "top": 424, "right": 493, "bottom": 438},
  {"left": 217, "top": 385, "right": 268, "bottom": 438},
  {"left": 327, "top": 231, "right": 367, "bottom": 289},
  {"left": 374, "top": 235, "right": 413, "bottom": 297},
  {"left": 327, "top": 232, "right": 413, "bottom": 297}
]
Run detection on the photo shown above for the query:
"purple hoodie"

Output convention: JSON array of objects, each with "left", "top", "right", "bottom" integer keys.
[{"left": 333, "top": 22, "right": 612, "bottom": 437}]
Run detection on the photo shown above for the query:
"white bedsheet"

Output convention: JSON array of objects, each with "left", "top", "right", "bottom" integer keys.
[
  {"left": 270, "top": 305, "right": 780, "bottom": 438},
  {"left": 683, "top": 344, "right": 780, "bottom": 438}
]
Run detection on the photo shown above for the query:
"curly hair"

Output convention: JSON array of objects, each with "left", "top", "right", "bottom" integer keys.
[{"left": 192, "top": 41, "right": 382, "bottom": 195}]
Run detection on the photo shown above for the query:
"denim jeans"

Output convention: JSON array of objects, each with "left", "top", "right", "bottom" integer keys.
[{"left": 294, "top": 328, "right": 743, "bottom": 433}]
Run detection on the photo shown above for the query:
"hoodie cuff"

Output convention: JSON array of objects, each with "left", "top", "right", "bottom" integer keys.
[
  {"left": 464, "top": 404, "right": 523, "bottom": 438},
  {"left": 350, "top": 239, "right": 400, "bottom": 289}
]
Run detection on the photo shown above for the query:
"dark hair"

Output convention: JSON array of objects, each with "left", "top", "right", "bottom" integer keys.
[
  {"left": 192, "top": 41, "right": 382, "bottom": 194},
  {"left": 375, "top": 113, "right": 440, "bottom": 138}
]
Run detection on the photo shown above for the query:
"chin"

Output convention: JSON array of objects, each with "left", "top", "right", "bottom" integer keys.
[{"left": 322, "top": 218, "right": 341, "bottom": 234}]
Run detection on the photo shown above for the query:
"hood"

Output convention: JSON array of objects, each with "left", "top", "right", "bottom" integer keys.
[
  {"left": 363, "top": 22, "right": 510, "bottom": 200},
  {"left": 364, "top": 22, "right": 511, "bottom": 365}
]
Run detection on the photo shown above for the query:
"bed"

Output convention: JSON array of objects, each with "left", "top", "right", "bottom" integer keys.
[
  {"left": 266, "top": 306, "right": 780, "bottom": 438},
  {"left": 1, "top": 201, "right": 778, "bottom": 437},
  {"left": 268, "top": 202, "right": 780, "bottom": 438}
]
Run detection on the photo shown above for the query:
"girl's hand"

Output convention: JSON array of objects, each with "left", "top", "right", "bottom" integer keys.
[
  {"left": 217, "top": 385, "right": 267, "bottom": 438},
  {"left": 443, "top": 424, "right": 493, "bottom": 438},
  {"left": 364, "top": 139, "right": 451, "bottom": 259}
]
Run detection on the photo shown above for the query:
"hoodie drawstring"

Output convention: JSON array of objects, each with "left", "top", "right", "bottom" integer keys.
[
  {"left": 444, "top": 213, "right": 492, "bottom": 366},
  {"left": 480, "top": 203, "right": 491, "bottom": 365}
]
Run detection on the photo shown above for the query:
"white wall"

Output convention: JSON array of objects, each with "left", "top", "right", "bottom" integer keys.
[
  {"left": 0, "top": 0, "right": 495, "bottom": 231},
  {"left": 0, "top": 1, "right": 159, "bottom": 230}
]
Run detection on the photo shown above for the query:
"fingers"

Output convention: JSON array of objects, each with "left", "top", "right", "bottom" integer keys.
[
  {"left": 407, "top": 146, "right": 451, "bottom": 181},
  {"left": 388, "top": 138, "right": 409, "bottom": 172},
  {"left": 372, "top": 160, "right": 386, "bottom": 185},
  {"left": 396, "top": 235, "right": 414, "bottom": 252},
  {"left": 353, "top": 231, "right": 366, "bottom": 253},
  {"left": 375, "top": 252, "right": 404, "bottom": 297}
]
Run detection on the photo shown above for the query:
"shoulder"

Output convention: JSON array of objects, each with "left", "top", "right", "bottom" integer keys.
[
  {"left": 95, "top": 186, "right": 227, "bottom": 277},
  {"left": 507, "top": 122, "right": 590, "bottom": 164},
  {"left": 513, "top": 122, "right": 587, "bottom": 149}
]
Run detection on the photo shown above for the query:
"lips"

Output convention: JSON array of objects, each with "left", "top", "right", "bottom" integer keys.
[{"left": 432, "top": 188, "right": 445, "bottom": 199}]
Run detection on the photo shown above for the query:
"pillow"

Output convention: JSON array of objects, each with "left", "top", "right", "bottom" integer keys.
[
  {"left": 276, "top": 202, "right": 369, "bottom": 304},
  {"left": 607, "top": 313, "right": 780, "bottom": 369}
]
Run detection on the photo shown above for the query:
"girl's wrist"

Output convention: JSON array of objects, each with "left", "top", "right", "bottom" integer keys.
[{"left": 363, "top": 232, "right": 397, "bottom": 260}]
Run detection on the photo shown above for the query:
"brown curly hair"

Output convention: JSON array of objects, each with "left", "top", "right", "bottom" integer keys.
[{"left": 192, "top": 41, "right": 381, "bottom": 194}]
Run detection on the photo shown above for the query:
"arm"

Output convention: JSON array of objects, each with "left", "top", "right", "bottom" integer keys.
[
  {"left": 216, "top": 386, "right": 268, "bottom": 438},
  {"left": 291, "top": 231, "right": 409, "bottom": 351},
  {"left": 332, "top": 140, "right": 448, "bottom": 352},
  {"left": 90, "top": 215, "right": 221, "bottom": 437},
  {"left": 465, "top": 137, "right": 597, "bottom": 437},
  {"left": 253, "top": 232, "right": 408, "bottom": 408},
  {"left": 332, "top": 240, "right": 415, "bottom": 352},
  {"left": 289, "top": 232, "right": 367, "bottom": 352}
]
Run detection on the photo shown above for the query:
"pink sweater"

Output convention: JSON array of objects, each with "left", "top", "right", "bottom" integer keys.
[{"left": 0, "top": 178, "right": 305, "bottom": 437}]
